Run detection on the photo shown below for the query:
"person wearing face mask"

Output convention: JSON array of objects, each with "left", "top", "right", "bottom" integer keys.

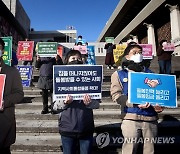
[
  {"left": 110, "top": 44, "right": 163, "bottom": 154},
  {"left": 157, "top": 40, "right": 174, "bottom": 74},
  {"left": 57, "top": 50, "right": 100, "bottom": 154},
  {"left": 0, "top": 38, "right": 24, "bottom": 153}
]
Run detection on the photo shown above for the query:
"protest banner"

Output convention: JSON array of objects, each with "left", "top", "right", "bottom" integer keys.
[
  {"left": 73, "top": 45, "right": 87, "bottom": 54},
  {"left": 1, "top": 36, "right": 12, "bottom": 66},
  {"left": 113, "top": 44, "right": 127, "bottom": 66},
  {"left": 87, "top": 46, "right": 96, "bottom": 65},
  {"left": 17, "top": 65, "right": 33, "bottom": 87},
  {"left": 17, "top": 41, "right": 34, "bottom": 61},
  {"left": 57, "top": 44, "right": 63, "bottom": 58},
  {"left": 128, "top": 72, "right": 177, "bottom": 108},
  {"left": 105, "top": 37, "right": 114, "bottom": 44},
  {"left": 53, "top": 65, "right": 103, "bottom": 101},
  {"left": 0, "top": 74, "right": 6, "bottom": 110},
  {"left": 163, "top": 43, "right": 175, "bottom": 51},
  {"left": 139, "top": 44, "right": 153, "bottom": 59},
  {"left": 37, "top": 42, "right": 57, "bottom": 57}
]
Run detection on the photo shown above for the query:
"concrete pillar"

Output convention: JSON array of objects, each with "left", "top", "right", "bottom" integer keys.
[
  {"left": 165, "top": 4, "right": 180, "bottom": 55},
  {"left": 166, "top": 5, "right": 180, "bottom": 40},
  {"left": 144, "top": 23, "right": 157, "bottom": 56},
  {"left": 133, "top": 36, "right": 139, "bottom": 43}
]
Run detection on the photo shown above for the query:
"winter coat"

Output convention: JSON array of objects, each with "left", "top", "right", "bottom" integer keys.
[
  {"left": 156, "top": 46, "right": 173, "bottom": 61},
  {"left": 0, "top": 59, "right": 24, "bottom": 148},
  {"left": 59, "top": 99, "right": 100, "bottom": 137},
  {"left": 35, "top": 57, "right": 60, "bottom": 90}
]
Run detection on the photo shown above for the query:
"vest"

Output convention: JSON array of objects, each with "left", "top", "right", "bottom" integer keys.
[{"left": 117, "top": 69, "right": 157, "bottom": 117}]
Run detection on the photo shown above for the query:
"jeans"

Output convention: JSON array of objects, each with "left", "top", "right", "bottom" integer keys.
[
  {"left": 158, "top": 60, "right": 171, "bottom": 74},
  {"left": 61, "top": 135, "right": 93, "bottom": 154}
]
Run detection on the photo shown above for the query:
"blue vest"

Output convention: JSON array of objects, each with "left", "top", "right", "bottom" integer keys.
[{"left": 117, "top": 69, "right": 157, "bottom": 117}]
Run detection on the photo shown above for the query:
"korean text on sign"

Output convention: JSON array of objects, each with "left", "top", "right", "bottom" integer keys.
[{"left": 53, "top": 65, "right": 103, "bottom": 101}]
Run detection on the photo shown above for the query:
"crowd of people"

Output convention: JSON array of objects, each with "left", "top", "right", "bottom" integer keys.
[{"left": 0, "top": 36, "right": 176, "bottom": 154}]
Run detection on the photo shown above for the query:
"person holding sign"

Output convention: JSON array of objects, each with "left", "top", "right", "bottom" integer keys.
[
  {"left": 56, "top": 50, "right": 100, "bottom": 154},
  {"left": 0, "top": 38, "right": 24, "bottom": 153},
  {"left": 157, "top": 40, "right": 174, "bottom": 74},
  {"left": 35, "top": 54, "right": 63, "bottom": 114},
  {"left": 110, "top": 44, "right": 163, "bottom": 154},
  {"left": 104, "top": 43, "right": 116, "bottom": 69}
]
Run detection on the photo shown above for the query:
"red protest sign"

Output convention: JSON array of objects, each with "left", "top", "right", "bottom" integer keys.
[
  {"left": 17, "top": 41, "right": 34, "bottom": 61},
  {"left": 0, "top": 74, "right": 6, "bottom": 110},
  {"left": 57, "top": 45, "right": 63, "bottom": 58}
]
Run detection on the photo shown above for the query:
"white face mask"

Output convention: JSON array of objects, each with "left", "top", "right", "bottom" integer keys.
[
  {"left": 0, "top": 50, "right": 3, "bottom": 57},
  {"left": 130, "top": 53, "right": 143, "bottom": 63}
]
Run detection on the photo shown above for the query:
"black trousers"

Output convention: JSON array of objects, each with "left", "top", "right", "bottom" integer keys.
[
  {"left": 0, "top": 146, "right": 11, "bottom": 154},
  {"left": 42, "top": 89, "right": 53, "bottom": 110}
]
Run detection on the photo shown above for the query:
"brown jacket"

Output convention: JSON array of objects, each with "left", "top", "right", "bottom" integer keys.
[
  {"left": 0, "top": 59, "right": 24, "bottom": 148},
  {"left": 156, "top": 46, "right": 173, "bottom": 61}
]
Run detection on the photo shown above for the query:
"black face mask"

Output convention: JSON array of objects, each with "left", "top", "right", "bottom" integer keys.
[
  {"left": 68, "top": 60, "right": 83, "bottom": 65},
  {"left": 122, "top": 60, "right": 144, "bottom": 72}
]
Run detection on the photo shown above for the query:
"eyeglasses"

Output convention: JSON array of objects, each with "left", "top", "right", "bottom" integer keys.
[{"left": 129, "top": 48, "right": 142, "bottom": 55}]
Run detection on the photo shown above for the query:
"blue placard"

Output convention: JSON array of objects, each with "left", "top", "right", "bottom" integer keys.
[
  {"left": 86, "top": 46, "right": 96, "bottom": 65},
  {"left": 128, "top": 72, "right": 177, "bottom": 108},
  {"left": 53, "top": 65, "right": 103, "bottom": 101},
  {"left": 17, "top": 65, "right": 33, "bottom": 87}
]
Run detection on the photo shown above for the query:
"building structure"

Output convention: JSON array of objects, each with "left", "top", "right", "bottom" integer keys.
[
  {"left": 29, "top": 30, "right": 77, "bottom": 43},
  {"left": 0, "top": 0, "right": 29, "bottom": 50},
  {"left": 98, "top": 0, "right": 180, "bottom": 56},
  {"left": 2, "top": 0, "right": 30, "bottom": 37}
]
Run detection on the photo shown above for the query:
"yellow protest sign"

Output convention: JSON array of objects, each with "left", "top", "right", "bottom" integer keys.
[{"left": 113, "top": 44, "right": 127, "bottom": 66}]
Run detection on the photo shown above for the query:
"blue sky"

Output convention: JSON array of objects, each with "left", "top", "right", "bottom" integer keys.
[{"left": 19, "top": 0, "right": 119, "bottom": 42}]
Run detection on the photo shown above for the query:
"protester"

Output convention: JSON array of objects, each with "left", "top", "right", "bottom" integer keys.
[
  {"left": 157, "top": 39, "right": 174, "bottom": 74},
  {"left": 104, "top": 43, "right": 115, "bottom": 69},
  {"left": 82, "top": 53, "right": 88, "bottom": 64},
  {"left": 119, "top": 41, "right": 138, "bottom": 69},
  {"left": 120, "top": 41, "right": 151, "bottom": 69},
  {"left": 110, "top": 44, "right": 163, "bottom": 154},
  {"left": 57, "top": 50, "right": 100, "bottom": 154},
  {"left": 55, "top": 54, "right": 63, "bottom": 65},
  {"left": 0, "top": 38, "right": 24, "bottom": 154},
  {"left": 35, "top": 54, "right": 63, "bottom": 114},
  {"left": 75, "top": 35, "right": 86, "bottom": 46},
  {"left": 75, "top": 35, "right": 88, "bottom": 64}
]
